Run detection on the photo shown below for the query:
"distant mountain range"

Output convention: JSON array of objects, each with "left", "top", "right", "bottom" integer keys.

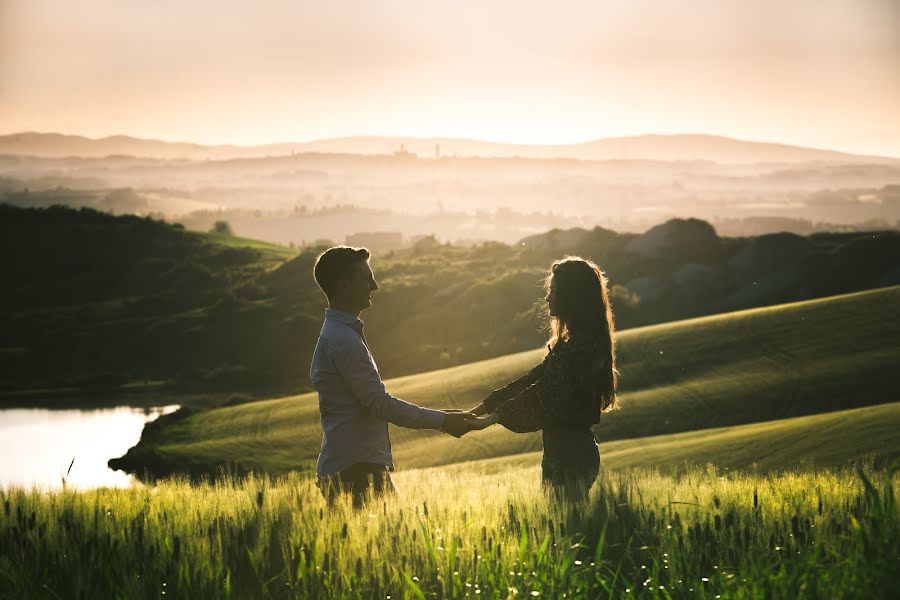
[{"left": 0, "top": 131, "right": 897, "bottom": 164}]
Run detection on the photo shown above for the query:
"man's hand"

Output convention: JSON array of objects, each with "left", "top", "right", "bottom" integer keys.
[{"left": 441, "top": 411, "right": 476, "bottom": 438}]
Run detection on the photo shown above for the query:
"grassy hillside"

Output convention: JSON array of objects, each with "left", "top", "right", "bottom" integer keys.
[
  {"left": 0, "top": 204, "right": 307, "bottom": 395},
  {"left": 194, "top": 231, "right": 297, "bottom": 259},
  {"left": 111, "top": 286, "right": 900, "bottom": 477},
  {"left": 428, "top": 402, "right": 900, "bottom": 475}
]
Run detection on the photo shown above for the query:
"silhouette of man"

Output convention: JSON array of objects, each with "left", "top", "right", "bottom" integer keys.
[{"left": 310, "top": 246, "right": 475, "bottom": 507}]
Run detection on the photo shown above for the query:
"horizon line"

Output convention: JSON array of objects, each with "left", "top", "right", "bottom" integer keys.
[{"left": 1, "top": 129, "right": 898, "bottom": 160}]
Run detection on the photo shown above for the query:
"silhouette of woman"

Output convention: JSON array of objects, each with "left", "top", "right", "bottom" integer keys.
[{"left": 468, "top": 256, "right": 618, "bottom": 495}]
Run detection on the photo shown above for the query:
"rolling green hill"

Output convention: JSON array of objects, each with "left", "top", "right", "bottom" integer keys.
[
  {"left": 111, "top": 285, "right": 900, "bottom": 477},
  {"left": 427, "top": 402, "right": 900, "bottom": 475},
  {"left": 193, "top": 231, "right": 297, "bottom": 259}
]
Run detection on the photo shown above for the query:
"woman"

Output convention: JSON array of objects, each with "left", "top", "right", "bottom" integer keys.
[{"left": 469, "top": 256, "right": 618, "bottom": 494}]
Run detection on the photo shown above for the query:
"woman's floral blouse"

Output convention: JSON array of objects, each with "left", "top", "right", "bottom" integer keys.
[{"left": 483, "top": 336, "right": 613, "bottom": 433}]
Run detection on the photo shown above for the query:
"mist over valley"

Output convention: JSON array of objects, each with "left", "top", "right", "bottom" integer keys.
[{"left": 2, "top": 132, "right": 899, "bottom": 245}]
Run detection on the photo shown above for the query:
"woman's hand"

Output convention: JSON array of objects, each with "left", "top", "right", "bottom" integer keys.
[
  {"left": 469, "top": 402, "right": 489, "bottom": 416},
  {"left": 467, "top": 413, "right": 499, "bottom": 430}
]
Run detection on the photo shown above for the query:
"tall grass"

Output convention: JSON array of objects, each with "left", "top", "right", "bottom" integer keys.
[{"left": 1, "top": 463, "right": 897, "bottom": 598}]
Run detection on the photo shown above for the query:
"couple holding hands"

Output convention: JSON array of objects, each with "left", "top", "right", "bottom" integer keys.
[{"left": 311, "top": 246, "right": 618, "bottom": 507}]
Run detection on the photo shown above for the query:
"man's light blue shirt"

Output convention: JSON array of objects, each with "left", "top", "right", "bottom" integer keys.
[{"left": 311, "top": 308, "right": 445, "bottom": 477}]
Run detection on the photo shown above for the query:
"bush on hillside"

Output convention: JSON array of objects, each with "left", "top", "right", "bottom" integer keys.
[{"left": 209, "top": 220, "right": 233, "bottom": 235}]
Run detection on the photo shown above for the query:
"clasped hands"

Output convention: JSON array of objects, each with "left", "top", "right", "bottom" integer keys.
[{"left": 440, "top": 403, "right": 498, "bottom": 438}]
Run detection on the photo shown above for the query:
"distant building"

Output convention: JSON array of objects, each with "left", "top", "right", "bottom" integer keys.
[
  {"left": 393, "top": 144, "right": 416, "bottom": 159},
  {"left": 346, "top": 231, "right": 404, "bottom": 250}
]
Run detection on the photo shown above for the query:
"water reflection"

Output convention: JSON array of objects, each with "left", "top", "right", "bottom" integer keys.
[{"left": 0, "top": 404, "right": 179, "bottom": 489}]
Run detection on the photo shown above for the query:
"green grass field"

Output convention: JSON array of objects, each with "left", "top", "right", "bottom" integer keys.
[
  {"left": 8, "top": 285, "right": 900, "bottom": 598},
  {"left": 2, "top": 465, "right": 897, "bottom": 598},
  {"left": 113, "top": 285, "right": 900, "bottom": 478}
]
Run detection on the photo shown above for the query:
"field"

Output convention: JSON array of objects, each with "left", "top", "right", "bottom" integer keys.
[
  {"left": 2, "top": 464, "right": 897, "bottom": 598},
  {"left": 8, "top": 281, "right": 900, "bottom": 598},
  {"left": 112, "top": 285, "right": 900, "bottom": 478}
]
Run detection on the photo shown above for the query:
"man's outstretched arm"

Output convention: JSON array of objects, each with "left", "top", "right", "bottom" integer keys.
[{"left": 332, "top": 336, "right": 448, "bottom": 429}]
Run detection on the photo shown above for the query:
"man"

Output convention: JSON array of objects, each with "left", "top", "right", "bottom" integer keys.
[{"left": 310, "top": 246, "right": 476, "bottom": 507}]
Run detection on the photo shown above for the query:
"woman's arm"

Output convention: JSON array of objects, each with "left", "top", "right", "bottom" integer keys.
[
  {"left": 493, "top": 342, "right": 610, "bottom": 432},
  {"left": 492, "top": 380, "right": 544, "bottom": 433},
  {"left": 481, "top": 360, "right": 547, "bottom": 413}
]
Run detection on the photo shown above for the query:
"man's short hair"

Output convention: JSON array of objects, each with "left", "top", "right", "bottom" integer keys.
[{"left": 313, "top": 246, "right": 370, "bottom": 299}]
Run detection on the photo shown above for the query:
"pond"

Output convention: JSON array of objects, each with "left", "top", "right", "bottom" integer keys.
[{"left": 0, "top": 404, "right": 179, "bottom": 489}]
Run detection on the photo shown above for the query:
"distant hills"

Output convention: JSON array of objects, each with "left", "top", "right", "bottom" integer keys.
[
  {"left": 3, "top": 205, "right": 899, "bottom": 398},
  {"left": 1, "top": 131, "right": 897, "bottom": 164}
]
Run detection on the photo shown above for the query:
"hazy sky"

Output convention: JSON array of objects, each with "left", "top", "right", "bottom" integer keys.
[{"left": 1, "top": 0, "right": 898, "bottom": 155}]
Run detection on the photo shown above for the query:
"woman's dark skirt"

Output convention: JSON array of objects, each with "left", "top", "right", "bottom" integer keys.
[{"left": 541, "top": 426, "right": 600, "bottom": 497}]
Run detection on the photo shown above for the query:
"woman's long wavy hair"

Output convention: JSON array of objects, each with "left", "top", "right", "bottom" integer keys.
[{"left": 546, "top": 256, "right": 619, "bottom": 411}]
